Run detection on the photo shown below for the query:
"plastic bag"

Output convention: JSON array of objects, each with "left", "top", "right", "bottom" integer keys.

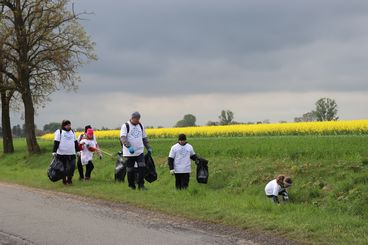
[
  {"left": 47, "top": 157, "right": 65, "bottom": 182},
  {"left": 115, "top": 152, "right": 126, "bottom": 182},
  {"left": 144, "top": 154, "right": 157, "bottom": 183},
  {"left": 196, "top": 158, "right": 209, "bottom": 184}
]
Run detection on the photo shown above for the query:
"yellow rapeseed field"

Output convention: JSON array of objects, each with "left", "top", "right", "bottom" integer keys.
[{"left": 39, "top": 120, "right": 368, "bottom": 140}]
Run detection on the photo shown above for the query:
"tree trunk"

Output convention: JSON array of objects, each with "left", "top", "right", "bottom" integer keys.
[
  {"left": 1, "top": 91, "right": 14, "bottom": 153},
  {"left": 22, "top": 91, "right": 40, "bottom": 154}
]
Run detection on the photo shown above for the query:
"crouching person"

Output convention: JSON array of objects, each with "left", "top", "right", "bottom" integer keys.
[
  {"left": 120, "top": 112, "right": 152, "bottom": 190},
  {"left": 265, "top": 175, "right": 292, "bottom": 204},
  {"left": 52, "top": 120, "right": 80, "bottom": 185},
  {"left": 79, "top": 128, "right": 100, "bottom": 180},
  {"left": 168, "top": 134, "right": 198, "bottom": 190}
]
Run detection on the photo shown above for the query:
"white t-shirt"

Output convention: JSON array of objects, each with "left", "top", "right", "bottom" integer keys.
[
  {"left": 54, "top": 129, "right": 76, "bottom": 155},
  {"left": 120, "top": 121, "right": 147, "bottom": 157},
  {"left": 265, "top": 179, "right": 283, "bottom": 196},
  {"left": 169, "top": 143, "right": 195, "bottom": 173},
  {"left": 79, "top": 138, "right": 97, "bottom": 165}
]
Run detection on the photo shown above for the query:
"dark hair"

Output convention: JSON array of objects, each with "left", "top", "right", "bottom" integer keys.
[
  {"left": 178, "top": 134, "right": 187, "bottom": 141},
  {"left": 61, "top": 120, "right": 71, "bottom": 129},
  {"left": 284, "top": 177, "right": 292, "bottom": 185},
  {"left": 84, "top": 125, "right": 92, "bottom": 133}
]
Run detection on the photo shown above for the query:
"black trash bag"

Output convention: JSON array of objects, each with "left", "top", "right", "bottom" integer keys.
[
  {"left": 144, "top": 153, "right": 157, "bottom": 183},
  {"left": 115, "top": 152, "right": 126, "bottom": 182},
  {"left": 47, "top": 156, "right": 65, "bottom": 182},
  {"left": 196, "top": 158, "right": 209, "bottom": 184}
]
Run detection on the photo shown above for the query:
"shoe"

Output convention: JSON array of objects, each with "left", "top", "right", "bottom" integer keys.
[
  {"left": 84, "top": 177, "right": 90, "bottom": 181},
  {"left": 129, "top": 185, "right": 136, "bottom": 190}
]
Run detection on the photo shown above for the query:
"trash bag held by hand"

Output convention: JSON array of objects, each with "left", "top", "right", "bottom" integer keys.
[
  {"left": 47, "top": 156, "right": 65, "bottom": 182},
  {"left": 144, "top": 154, "right": 158, "bottom": 183},
  {"left": 115, "top": 152, "right": 126, "bottom": 182},
  {"left": 196, "top": 158, "right": 209, "bottom": 184}
]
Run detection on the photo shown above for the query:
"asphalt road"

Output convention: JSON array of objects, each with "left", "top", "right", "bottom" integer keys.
[{"left": 0, "top": 183, "right": 299, "bottom": 245}]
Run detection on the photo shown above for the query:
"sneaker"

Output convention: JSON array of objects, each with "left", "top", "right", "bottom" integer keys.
[{"left": 129, "top": 185, "right": 136, "bottom": 190}]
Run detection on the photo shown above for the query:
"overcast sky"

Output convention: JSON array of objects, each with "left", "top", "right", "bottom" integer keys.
[{"left": 14, "top": 0, "right": 368, "bottom": 128}]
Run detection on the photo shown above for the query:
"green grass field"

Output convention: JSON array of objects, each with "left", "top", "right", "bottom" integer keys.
[{"left": 0, "top": 136, "right": 368, "bottom": 244}]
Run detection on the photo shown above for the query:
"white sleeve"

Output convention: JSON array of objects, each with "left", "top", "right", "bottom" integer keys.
[
  {"left": 190, "top": 145, "right": 195, "bottom": 156},
  {"left": 272, "top": 184, "right": 280, "bottom": 196},
  {"left": 169, "top": 146, "right": 176, "bottom": 158},
  {"left": 120, "top": 123, "right": 127, "bottom": 137},
  {"left": 54, "top": 130, "right": 61, "bottom": 141}
]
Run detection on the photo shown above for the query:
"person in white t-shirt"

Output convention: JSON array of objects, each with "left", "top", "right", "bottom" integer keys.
[
  {"left": 79, "top": 128, "right": 101, "bottom": 180},
  {"left": 265, "top": 175, "right": 293, "bottom": 203},
  {"left": 52, "top": 120, "right": 80, "bottom": 185},
  {"left": 168, "top": 134, "right": 199, "bottom": 190},
  {"left": 77, "top": 125, "right": 99, "bottom": 180},
  {"left": 120, "top": 112, "right": 152, "bottom": 190}
]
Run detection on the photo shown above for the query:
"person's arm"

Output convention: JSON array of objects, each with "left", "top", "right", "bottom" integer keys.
[
  {"left": 120, "top": 136, "right": 130, "bottom": 147},
  {"left": 142, "top": 125, "right": 152, "bottom": 151},
  {"left": 74, "top": 140, "right": 80, "bottom": 153},
  {"left": 189, "top": 146, "right": 199, "bottom": 162},
  {"left": 53, "top": 130, "right": 60, "bottom": 153},
  {"left": 168, "top": 157, "right": 174, "bottom": 170},
  {"left": 168, "top": 147, "right": 176, "bottom": 170},
  {"left": 120, "top": 124, "right": 130, "bottom": 147},
  {"left": 53, "top": 141, "right": 60, "bottom": 153},
  {"left": 143, "top": 137, "right": 151, "bottom": 150}
]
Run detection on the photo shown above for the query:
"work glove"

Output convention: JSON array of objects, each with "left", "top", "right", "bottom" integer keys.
[
  {"left": 147, "top": 148, "right": 153, "bottom": 155},
  {"left": 52, "top": 152, "right": 57, "bottom": 157},
  {"left": 170, "top": 170, "right": 175, "bottom": 175},
  {"left": 128, "top": 146, "right": 135, "bottom": 154},
  {"left": 77, "top": 151, "right": 81, "bottom": 157}
]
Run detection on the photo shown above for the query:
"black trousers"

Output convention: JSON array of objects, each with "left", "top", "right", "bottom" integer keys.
[
  {"left": 57, "top": 155, "right": 76, "bottom": 183},
  {"left": 85, "top": 161, "right": 94, "bottom": 178},
  {"left": 77, "top": 156, "right": 84, "bottom": 179},
  {"left": 175, "top": 173, "right": 190, "bottom": 189},
  {"left": 77, "top": 157, "right": 94, "bottom": 179},
  {"left": 125, "top": 153, "right": 145, "bottom": 188}
]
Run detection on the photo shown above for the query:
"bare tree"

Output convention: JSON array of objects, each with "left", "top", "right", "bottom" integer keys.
[
  {"left": 0, "top": 0, "right": 96, "bottom": 153},
  {"left": 0, "top": 21, "right": 16, "bottom": 153}
]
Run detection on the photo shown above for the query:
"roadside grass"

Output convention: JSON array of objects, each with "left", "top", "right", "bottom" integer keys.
[{"left": 0, "top": 136, "right": 368, "bottom": 244}]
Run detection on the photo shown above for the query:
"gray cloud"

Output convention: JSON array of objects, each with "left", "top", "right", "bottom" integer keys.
[
  {"left": 73, "top": 0, "right": 368, "bottom": 96},
  {"left": 10, "top": 0, "right": 368, "bottom": 128}
]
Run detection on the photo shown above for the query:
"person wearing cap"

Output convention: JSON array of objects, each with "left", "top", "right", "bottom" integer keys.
[
  {"left": 77, "top": 125, "right": 99, "bottom": 180},
  {"left": 79, "top": 128, "right": 100, "bottom": 180},
  {"left": 120, "top": 112, "right": 152, "bottom": 190},
  {"left": 168, "top": 134, "right": 199, "bottom": 190},
  {"left": 52, "top": 120, "right": 80, "bottom": 185},
  {"left": 265, "top": 175, "right": 293, "bottom": 203}
]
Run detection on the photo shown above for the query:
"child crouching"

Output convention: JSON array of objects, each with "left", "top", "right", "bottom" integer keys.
[{"left": 265, "top": 175, "right": 292, "bottom": 204}]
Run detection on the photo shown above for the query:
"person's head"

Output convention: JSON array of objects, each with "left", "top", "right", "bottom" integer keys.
[
  {"left": 276, "top": 175, "right": 285, "bottom": 185},
  {"left": 283, "top": 177, "right": 292, "bottom": 188},
  {"left": 84, "top": 125, "right": 92, "bottom": 133},
  {"left": 178, "top": 134, "right": 187, "bottom": 145},
  {"left": 86, "top": 128, "right": 94, "bottom": 139},
  {"left": 61, "top": 120, "right": 71, "bottom": 131},
  {"left": 130, "top": 112, "right": 141, "bottom": 125}
]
